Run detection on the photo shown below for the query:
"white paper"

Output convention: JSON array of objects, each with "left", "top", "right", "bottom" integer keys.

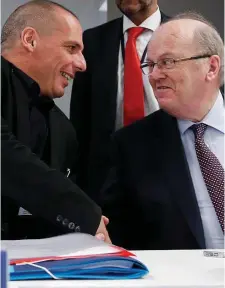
[{"left": 1, "top": 233, "right": 122, "bottom": 260}]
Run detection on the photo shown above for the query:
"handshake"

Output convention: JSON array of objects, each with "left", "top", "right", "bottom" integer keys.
[{"left": 95, "top": 215, "right": 112, "bottom": 244}]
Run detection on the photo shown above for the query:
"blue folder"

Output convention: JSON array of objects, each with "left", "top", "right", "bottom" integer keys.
[
  {"left": 10, "top": 255, "right": 149, "bottom": 280},
  {"left": 3, "top": 233, "right": 149, "bottom": 281},
  {"left": 1, "top": 251, "right": 8, "bottom": 288}
]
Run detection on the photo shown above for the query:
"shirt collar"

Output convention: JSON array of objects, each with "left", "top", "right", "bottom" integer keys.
[
  {"left": 123, "top": 6, "right": 161, "bottom": 33},
  {"left": 178, "top": 91, "right": 225, "bottom": 135}
]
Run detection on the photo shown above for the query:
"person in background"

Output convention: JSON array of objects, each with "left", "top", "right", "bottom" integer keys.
[
  {"left": 70, "top": 0, "right": 169, "bottom": 204},
  {"left": 102, "top": 12, "right": 224, "bottom": 250},
  {"left": 1, "top": 0, "right": 111, "bottom": 243}
]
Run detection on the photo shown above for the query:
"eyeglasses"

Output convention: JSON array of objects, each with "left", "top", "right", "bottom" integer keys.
[{"left": 140, "top": 54, "right": 212, "bottom": 75}]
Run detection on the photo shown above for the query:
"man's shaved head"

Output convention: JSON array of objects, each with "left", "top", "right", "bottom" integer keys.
[
  {"left": 1, "top": 0, "right": 86, "bottom": 99},
  {"left": 1, "top": 0, "right": 78, "bottom": 51}
]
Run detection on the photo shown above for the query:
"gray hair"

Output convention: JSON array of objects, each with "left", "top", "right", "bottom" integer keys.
[
  {"left": 168, "top": 11, "right": 224, "bottom": 86},
  {"left": 1, "top": 0, "right": 78, "bottom": 51}
]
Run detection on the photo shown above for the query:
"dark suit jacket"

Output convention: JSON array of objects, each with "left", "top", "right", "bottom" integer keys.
[
  {"left": 101, "top": 110, "right": 206, "bottom": 250},
  {"left": 70, "top": 13, "right": 170, "bottom": 204},
  {"left": 1, "top": 57, "right": 101, "bottom": 240}
]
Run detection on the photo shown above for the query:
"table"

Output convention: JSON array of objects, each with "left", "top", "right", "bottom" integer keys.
[{"left": 9, "top": 250, "right": 224, "bottom": 288}]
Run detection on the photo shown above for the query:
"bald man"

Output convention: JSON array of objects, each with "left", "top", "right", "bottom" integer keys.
[
  {"left": 102, "top": 12, "right": 224, "bottom": 250},
  {"left": 1, "top": 0, "right": 110, "bottom": 242}
]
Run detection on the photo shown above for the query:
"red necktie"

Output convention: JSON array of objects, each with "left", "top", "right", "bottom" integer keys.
[{"left": 124, "top": 27, "right": 145, "bottom": 126}]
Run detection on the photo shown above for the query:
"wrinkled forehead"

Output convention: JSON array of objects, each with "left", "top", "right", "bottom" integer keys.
[{"left": 148, "top": 21, "right": 196, "bottom": 60}]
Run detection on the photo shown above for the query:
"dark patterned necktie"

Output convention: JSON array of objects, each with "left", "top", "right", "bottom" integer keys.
[{"left": 191, "top": 123, "right": 224, "bottom": 232}]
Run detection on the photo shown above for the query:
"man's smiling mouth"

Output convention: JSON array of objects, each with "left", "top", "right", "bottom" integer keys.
[{"left": 60, "top": 71, "right": 73, "bottom": 81}]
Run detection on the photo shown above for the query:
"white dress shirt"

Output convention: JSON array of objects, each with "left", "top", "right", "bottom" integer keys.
[
  {"left": 178, "top": 92, "right": 224, "bottom": 249},
  {"left": 116, "top": 7, "right": 161, "bottom": 130}
]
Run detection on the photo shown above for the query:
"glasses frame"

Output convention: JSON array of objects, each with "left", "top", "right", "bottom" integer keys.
[{"left": 140, "top": 54, "right": 212, "bottom": 75}]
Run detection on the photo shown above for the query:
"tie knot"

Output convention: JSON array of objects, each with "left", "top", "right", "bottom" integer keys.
[
  {"left": 127, "top": 27, "right": 145, "bottom": 40},
  {"left": 191, "top": 123, "right": 207, "bottom": 140}
]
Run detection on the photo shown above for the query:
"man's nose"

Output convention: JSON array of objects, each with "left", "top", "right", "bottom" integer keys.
[
  {"left": 73, "top": 51, "right": 86, "bottom": 72},
  {"left": 149, "top": 64, "right": 165, "bottom": 80}
]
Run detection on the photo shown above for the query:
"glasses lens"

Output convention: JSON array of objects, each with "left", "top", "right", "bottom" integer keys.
[
  {"left": 160, "top": 58, "right": 175, "bottom": 69},
  {"left": 141, "top": 64, "right": 150, "bottom": 75}
]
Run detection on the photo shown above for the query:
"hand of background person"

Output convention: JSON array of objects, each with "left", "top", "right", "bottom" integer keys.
[{"left": 95, "top": 216, "right": 112, "bottom": 244}]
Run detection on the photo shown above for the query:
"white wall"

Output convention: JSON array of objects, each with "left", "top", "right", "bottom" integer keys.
[{"left": 1, "top": 0, "right": 107, "bottom": 117}]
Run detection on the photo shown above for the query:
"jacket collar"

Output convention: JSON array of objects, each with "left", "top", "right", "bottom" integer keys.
[{"left": 2, "top": 56, "right": 54, "bottom": 112}]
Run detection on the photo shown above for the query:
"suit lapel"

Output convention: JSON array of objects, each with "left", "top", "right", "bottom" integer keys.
[
  {"left": 98, "top": 17, "right": 123, "bottom": 132},
  {"left": 159, "top": 112, "right": 206, "bottom": 248}
]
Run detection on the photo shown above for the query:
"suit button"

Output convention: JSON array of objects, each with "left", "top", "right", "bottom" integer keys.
[
  {"left": 68, "top": 222, "right": 75, "bottom": 230},
  {"left": 56, "top": 215, "right": 63, "bottom": 222},
  {"left": 62, "top": 218, "right": 69, "bottom": 226},
  {"left": 75, "top": 226, "right": 80, "bottom": 232}
]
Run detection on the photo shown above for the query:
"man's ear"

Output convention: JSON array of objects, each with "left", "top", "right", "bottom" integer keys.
[
  {"left": 205, "top": 55, "right": 220, "bottom": 83},
  {"left": 20, "top": 27, "right": 38, "bottom": 52}
]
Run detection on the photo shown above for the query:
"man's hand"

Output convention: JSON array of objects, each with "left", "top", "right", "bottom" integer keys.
[{"left": 95, "top": 216, "right": 112, "bottom": 244}]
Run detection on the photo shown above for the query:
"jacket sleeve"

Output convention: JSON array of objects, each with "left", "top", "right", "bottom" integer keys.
[
  {"left": 1, "top": 117, "right": 101, "bottom": 236},
  {"left": 70, "top": 30, "right": 92, "bottom": 192}
]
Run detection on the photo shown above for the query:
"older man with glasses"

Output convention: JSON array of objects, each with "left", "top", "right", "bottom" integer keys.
[{"left": 101, "top": 12, "right": 224, "bottom": 250}]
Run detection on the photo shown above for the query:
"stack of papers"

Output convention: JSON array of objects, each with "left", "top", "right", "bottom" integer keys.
[{"left": 2, "top": 233, "right": 149, "bottom": 280}]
